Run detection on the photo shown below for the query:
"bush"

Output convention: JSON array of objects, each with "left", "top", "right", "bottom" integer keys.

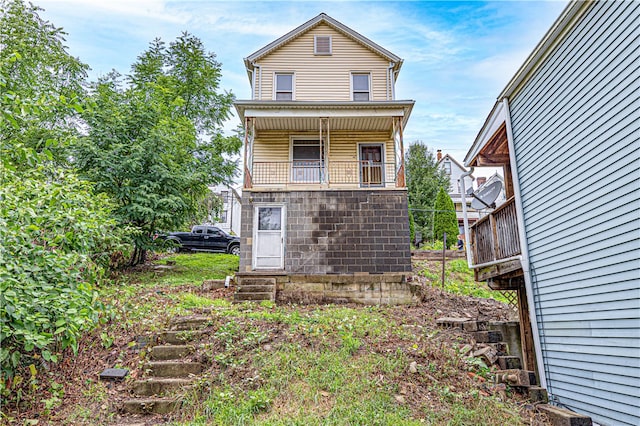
[{"left": 0, "top": 146, "right": 121, "bottom": 393}]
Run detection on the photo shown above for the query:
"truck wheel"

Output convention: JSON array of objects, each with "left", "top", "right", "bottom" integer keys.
[{"left": 229, "top": 245, "right": 240, "bottom": 256}]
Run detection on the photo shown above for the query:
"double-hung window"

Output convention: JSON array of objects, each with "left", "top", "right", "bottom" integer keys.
[
  {"left": 275, "top": 73, "right": 293, "bottom": 100},
  {"left": 352, "top": 73, "right": 370, "bottom": 101}
]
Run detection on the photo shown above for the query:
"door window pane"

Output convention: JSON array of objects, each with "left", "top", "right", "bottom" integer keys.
[{"left": 258, "top": 207, "right": 281, "bottom": 230}]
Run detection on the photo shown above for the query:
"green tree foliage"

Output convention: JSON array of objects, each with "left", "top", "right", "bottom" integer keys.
[
  {"left": 433, "top": 187, "right": 459, "bottom": 248},
  {"left": 405, "top": 142, "right": 450, "bottom": 242},
  {"left": 76, "top": 34, "right": 242, "bottom": 265},
  {"left": 0, "top": 4, "right": 120, "bottom": 397},
  {"left": 0, "top": 0, "right": 88, "bottom": 162}
]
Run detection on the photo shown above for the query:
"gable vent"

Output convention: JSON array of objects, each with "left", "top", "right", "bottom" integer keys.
[{"left": 314, "top": 35, "right": 332, "bottom": 55}]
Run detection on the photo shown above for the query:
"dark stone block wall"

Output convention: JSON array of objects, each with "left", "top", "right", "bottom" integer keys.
[{"left": 239, "top": 190, "right": 412, "bottom": 274}]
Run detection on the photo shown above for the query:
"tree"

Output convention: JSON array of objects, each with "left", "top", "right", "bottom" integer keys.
[
  {"left": 75, "top": 34, "right": 242, "bottom": 265},
  {"left": 0, "top": 3, "right": 120, "bottom": 398},
  {"left": 0, "top": 0, "right": 88, "bottom": 163},
  {"left": 433, "top": 187, "right": 459, "bottom": 248},
  {"left": 405, "top": 142, "right": 450, "bottom": 242}
]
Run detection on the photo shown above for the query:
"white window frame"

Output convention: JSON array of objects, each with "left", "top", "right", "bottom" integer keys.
[
  {"left": 351, "top": 72, "right": 371, "bottom": 101},
  {"left": 274, "top": 72, "right": 294, "bottom": 100},
  {"left": 289, "top": 137, "right": 324, "bottom": 183},
  {"left": 314, "top": 35, "right": 332, "bottom": 55}
]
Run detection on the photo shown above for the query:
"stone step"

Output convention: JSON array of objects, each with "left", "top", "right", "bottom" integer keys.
[
  {"left": 237, "top": 284, "right": 275, "bottom": 293},
  {"left": 149, "top": 361, "right": 203, "bottom": 377},
  {"left": 537, "top": 404, "right": 592, "bottom": 426},
  {"left": 528, "top": 386, "right": 549, "bottom": 404},
  {"left": 234, "top": 292, "right": 275, "bottom": 302},
  {"left": 150, "top": 345, "right": 194, "bottom": 361},
  {"left": 495, "top": 369, "right": 537, "bottom": 387},
  {"left": 169, "top": 316, "right": 212, "bottom": 331},
  {"left": 238, "top": 277, "right": 276, "bottom": 286},
  {"left": 158, "top": 330, "right": 203, "bottom": 345},
  {"left": 497, "top": 356, "right": 522, "bottom": 370},
  {"left": 472, "top": 330, "right": 503, "bottom": 343},
  {"left": 122, "top": 398, "right": 180, "bottom": 415},
  {"left": 132, "top": 378, "right": 193, "bottom": 396},
  {"left": 488, "top": 342, "right": 509, "bottom": 356}
]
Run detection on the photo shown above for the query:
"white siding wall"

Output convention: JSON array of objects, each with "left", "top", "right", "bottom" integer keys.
[{"left": 509, "top": 1, "right": 640, "bottom": 425}]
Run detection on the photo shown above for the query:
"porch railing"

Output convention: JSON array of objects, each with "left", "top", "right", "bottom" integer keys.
[
  {"left": 470, "top": 197, "right": 521, "bottom": 264},
  {"left": 251, "top": 161, "right": 397, "bottom": 186}
]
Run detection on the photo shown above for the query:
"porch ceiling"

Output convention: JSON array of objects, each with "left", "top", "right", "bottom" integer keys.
[
  {"left": 234, "top": 100, "right": 414, "bottom": 132},
  {"left": 251, "top": 116, "right": 394, "bottom": 131}
]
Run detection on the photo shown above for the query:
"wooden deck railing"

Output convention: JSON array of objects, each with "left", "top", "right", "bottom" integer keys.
[{"left": 471, "top": 197, "right": 521, "bottom": 264}]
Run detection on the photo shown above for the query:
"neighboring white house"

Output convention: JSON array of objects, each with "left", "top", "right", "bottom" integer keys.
[
  {"left": 464, "top": 1, "right": 639, "bottom": 425},
  {"left": 209, "top": 184, "right": 242, "bottom": 236},
  {"left": 436, "top": 151, "right": 479, "bottom": 232}
]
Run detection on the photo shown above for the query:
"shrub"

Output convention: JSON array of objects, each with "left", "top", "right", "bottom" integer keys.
[{"left": 0, "top": 146, "right": 121, "bottom": 395}]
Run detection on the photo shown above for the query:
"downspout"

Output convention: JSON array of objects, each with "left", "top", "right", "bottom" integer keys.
[
  {"left": 387, "top": 63, "right": 394, "bottom": 100},
  {"left": 502, "top": 97, "right": 548, "bottom": 389},
  {"left": 249, "top": 67, "right": 255, "bottom": 100},
  {"left": 252, "top": 62, "right": 262, "bottom": 100}
]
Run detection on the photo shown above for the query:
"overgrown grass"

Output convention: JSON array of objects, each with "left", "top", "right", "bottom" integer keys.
[
  {"left": 44, "top": 253, "right": 532, "bottom": 425},
  {"left": 414, "top": 259, "right": 510, "bottom": 304},
  {"left": 172, "top": 299, "right": 525, "bottom": 426}
]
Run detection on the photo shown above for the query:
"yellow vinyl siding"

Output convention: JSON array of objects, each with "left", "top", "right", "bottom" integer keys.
[{"left": 256, "top": 24, "right": 391, "bottom": 101}]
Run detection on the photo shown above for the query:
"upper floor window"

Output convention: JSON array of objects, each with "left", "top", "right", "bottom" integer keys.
[
  {"left": 314, "top": 36, "right": 332, "bottom": 55},
  {"left": 443, "top": 160, "right": 452, "bottom": 174},
  {"left": 275, "top": 73, "right": 293, "bottom": 100},
  {"left": 351, "top": 73, "right": 370, "bottom": 101}
]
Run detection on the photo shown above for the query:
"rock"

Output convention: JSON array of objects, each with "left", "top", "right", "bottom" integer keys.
[
  {"left": 394, "top": 395, "right": 406, "bottom": 404},
  {"left": 409, "top": 361, "right": 418, "bottom": 373}
]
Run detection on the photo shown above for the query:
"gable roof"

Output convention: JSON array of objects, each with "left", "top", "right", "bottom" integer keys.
[
  {"left": 438, "top": 153, "right": 474, "bottom": 178},
  {"left": 244, "top": 13, "right": 403, "bottom": 76}
]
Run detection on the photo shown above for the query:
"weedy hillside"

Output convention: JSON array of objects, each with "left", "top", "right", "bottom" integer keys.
[{"left": 3, "top": 254, "right": 548, "bottom": 425}]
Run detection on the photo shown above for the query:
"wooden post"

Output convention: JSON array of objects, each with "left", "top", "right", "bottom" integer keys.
[{"left": 517, "top": 280, "right": 537, "bottom": 372}]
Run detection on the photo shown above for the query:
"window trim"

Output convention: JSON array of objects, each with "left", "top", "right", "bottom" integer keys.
[
  {"left": 351, "top": 72, "right": 371, "bottom": 101},
  {"left": 274, "top": 72, "right": 294, "bottom": 100},
  {"left": 314, "top": 35, "right": 332, "bottom": 55}
]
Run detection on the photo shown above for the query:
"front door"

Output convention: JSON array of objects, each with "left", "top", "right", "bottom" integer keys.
[
  {"left": 253, "top": 205, "right": 285, "bottom": 269},
  {"left": 360, "top": 144, "right": 384, "bottom": 187}
]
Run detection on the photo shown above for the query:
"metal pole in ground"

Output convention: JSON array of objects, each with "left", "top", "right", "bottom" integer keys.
[{"left": 441, "top": 232, "right": 447, "bottom": 290}]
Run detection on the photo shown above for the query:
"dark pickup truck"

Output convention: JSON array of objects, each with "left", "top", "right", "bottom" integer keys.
[{"left": 161, "top": 225, "right": 240, "bottom": 255}]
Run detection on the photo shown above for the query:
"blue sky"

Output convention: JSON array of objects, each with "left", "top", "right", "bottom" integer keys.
[{"left": 37, "top": 0, "right": 568, "bottom": 168}]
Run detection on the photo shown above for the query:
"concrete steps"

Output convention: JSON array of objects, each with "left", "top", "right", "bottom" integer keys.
[
  {"left": 122, "top": 315, "right": 211, "bottom": 416},
  {"left": 234, "top": 277, "right": 276, "bottom": 302}
]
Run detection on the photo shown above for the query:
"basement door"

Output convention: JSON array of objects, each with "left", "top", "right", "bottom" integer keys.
[{"left": 253, "top": 205, "right": 285, "bottom": 269}]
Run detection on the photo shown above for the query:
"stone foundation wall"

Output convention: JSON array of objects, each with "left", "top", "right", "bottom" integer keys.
[
  {"left": 270, "top": 273, "right": 419, "bottom": 305},
  {"left": 239, "top": 190, "right": 412, "bottom": 274}
]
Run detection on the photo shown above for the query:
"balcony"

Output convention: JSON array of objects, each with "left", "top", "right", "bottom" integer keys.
[
  {"left": 470, "top": 196, "right": 523, "bottom": 282},
  {"left": 249, "top": 160, "right": 398, "bottom": 187}
]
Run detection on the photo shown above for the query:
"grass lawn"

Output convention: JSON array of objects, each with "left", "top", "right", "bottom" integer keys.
[{"left": 10, "top": 253, "right": 543, "bottom": 425}]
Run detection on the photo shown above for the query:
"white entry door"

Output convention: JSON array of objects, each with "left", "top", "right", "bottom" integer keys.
[{"left": 253, "top": 205, "right": 285, "bottom": 269}]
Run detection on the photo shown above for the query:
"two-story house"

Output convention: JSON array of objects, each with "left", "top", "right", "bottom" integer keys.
[
  {"left": 209, "top": 184, "right": 242, "bottom": 236},
  {"left": 462, "top": 1, "right": 639, "bottom": 424},
  {"left": 436, "top": 150, "right": 479, "bottom": 233},
  {"left": 233, "top": 13, "right": 417, "bottom": 304}
]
